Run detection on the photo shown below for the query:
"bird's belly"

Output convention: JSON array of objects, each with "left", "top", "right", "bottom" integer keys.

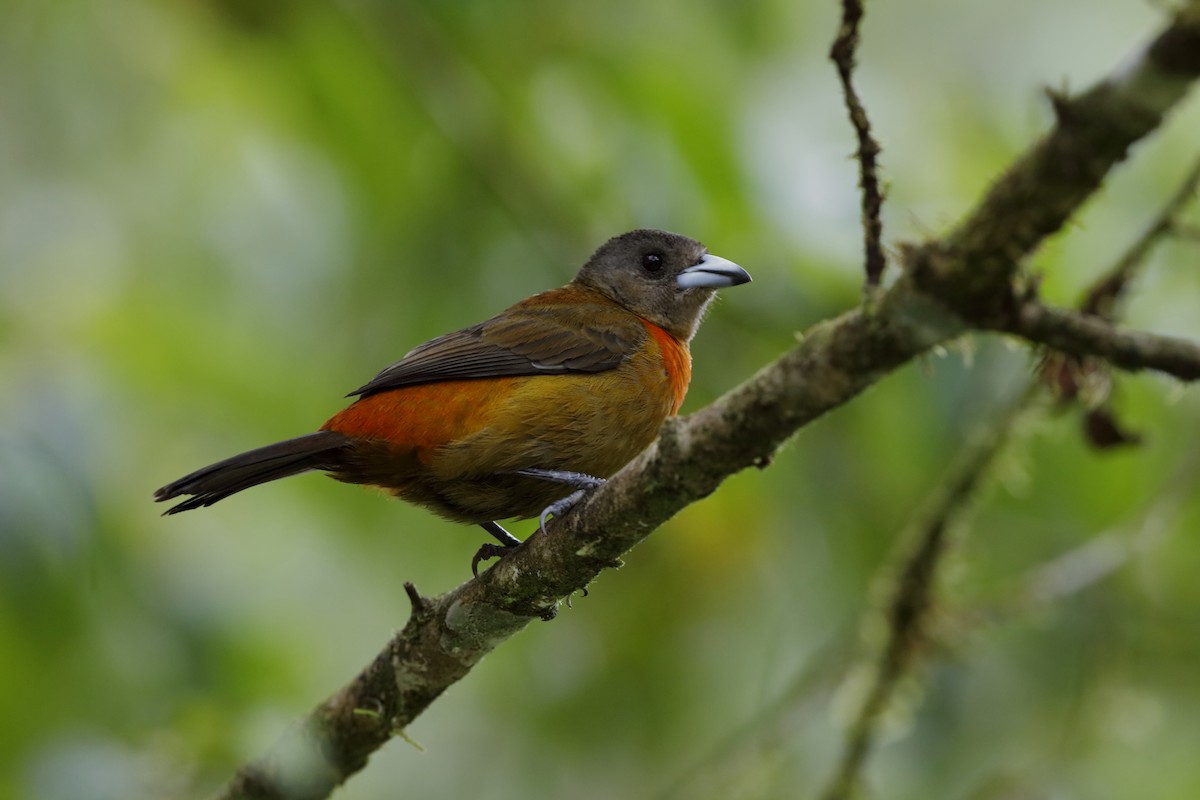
[{"left": 424, "top": 367, "right": 673, "bottom": 519}]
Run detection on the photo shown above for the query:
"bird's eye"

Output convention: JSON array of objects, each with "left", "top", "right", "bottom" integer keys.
[{"left": 641, "top": 252, "right": 664, "bottom": 272}]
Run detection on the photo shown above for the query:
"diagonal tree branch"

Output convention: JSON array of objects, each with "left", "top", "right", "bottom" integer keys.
[
  {"left": 217, "top": 297, "right": 951, "bottom": 798},
  {"left": 819, "top": 148, "right": 1200, "bottom": 800},
  {"left": 907, "top": 2, "right": 1200, "bottom": 322},
  {"left": 214, "top": 4, "right": 1200, "bottom": 798},
  {"left": 820, "top": 385, "right": 1045, "bottom": 800}
]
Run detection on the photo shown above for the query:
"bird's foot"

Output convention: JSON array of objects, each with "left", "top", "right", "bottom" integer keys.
[
  {"left": 536, "top": 489, "right": 587, "bottom": 534},
  {"left": 473, "top": 520, "right": 522, "bottom": 577},
  {"left": 512, "top": 468, "right": 606, "bottom": 492},
  {"left": 471, "top": 542, "right": 516, "bottom": 578},
  {"left": 473, "top": 472, "right": 606, "bottom": 576},
  {"left": 565, "top": 586, "right": 590, "bottom": 609},
  {"left": 511, "top": 468, "right": 606, "bottom": 534}
]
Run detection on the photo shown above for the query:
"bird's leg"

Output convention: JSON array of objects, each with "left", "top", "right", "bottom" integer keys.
[
  {"left": 472, "top": 471, "right": 606, "bottom": 577},
  {"left": 511, "top": 468, "right": 606, "bottom": 534},
  {"left": 482, "top": 519, "right": 522, "bottom": 547},
  {"left": 472, "top": 520, "right": 522, "bottom": 578}
]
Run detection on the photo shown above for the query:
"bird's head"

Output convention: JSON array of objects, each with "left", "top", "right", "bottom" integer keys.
[{"left": 572, "top": 229, "right": 751, "bottom": 341}]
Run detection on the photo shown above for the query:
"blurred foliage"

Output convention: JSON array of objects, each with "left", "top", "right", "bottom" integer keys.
[{"left": 2, "top": 1, "right": 1200, "bottom": 799}]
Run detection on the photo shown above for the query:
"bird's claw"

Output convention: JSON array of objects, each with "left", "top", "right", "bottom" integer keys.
[
  {"left": 511, "top": 469, "right": 606, "bottom": 534},
  {"left": 473, "top": 471, "right": 606, "bottom": 577},
  {"left": 471, "top": 542, "right": 516, "bottom": 578},
  {"left": 538, "top": 489, "right": 587, "bottom": 534}
]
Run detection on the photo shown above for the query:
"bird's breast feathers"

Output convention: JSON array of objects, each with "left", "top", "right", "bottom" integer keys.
[{"left": 640, "top": 320, "right": 691, "bottom": 415}]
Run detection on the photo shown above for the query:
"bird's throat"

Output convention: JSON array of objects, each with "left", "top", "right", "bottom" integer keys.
[{"left": 641, "top": 320, "right": 692, "bottom": 415}]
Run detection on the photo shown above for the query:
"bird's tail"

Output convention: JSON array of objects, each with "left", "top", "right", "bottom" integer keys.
[{"left": 154, "top": 431, "right": 351, "bottom": 514}]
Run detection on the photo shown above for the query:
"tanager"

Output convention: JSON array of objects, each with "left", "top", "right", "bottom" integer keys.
[{"left": 155, "top": 229, "right": 750, "bottom": 572}]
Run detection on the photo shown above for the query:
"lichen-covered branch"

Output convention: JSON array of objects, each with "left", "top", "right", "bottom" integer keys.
[{"left": 214, "top": 5, "right": 1200, "bottom": 799}]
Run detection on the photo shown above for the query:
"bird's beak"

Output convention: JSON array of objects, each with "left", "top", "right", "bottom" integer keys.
[{"left": 676, "top": 254, "right": 752, "bottom": 289}]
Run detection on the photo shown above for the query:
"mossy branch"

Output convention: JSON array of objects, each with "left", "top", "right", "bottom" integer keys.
[{"left": 214, "top": 4, "right": 1200, "bottom": 798}]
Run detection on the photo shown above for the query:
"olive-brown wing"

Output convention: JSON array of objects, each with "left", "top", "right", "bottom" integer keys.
[{"left": 347, "top": 289, "right": 647, "bottom": 397}]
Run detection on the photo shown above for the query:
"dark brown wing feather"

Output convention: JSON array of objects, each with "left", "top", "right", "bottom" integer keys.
[{"left": 348, "top": 290, "right": 647, "bottom": 397}]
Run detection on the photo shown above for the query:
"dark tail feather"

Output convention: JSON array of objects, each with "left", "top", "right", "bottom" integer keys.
[{"left": 154, "top": 431, "right": 351, "bottom": 514}]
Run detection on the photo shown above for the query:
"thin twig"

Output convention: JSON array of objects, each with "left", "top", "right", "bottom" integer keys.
[
  {"left": 1081, "top": 156, "right": 1200, "bottom": 319},
  {"left": 820, "top": 388, "right": 1043, "bottom": 800},
  {"left": 830, "top": 0, "right": 887, "bottom": 287}
]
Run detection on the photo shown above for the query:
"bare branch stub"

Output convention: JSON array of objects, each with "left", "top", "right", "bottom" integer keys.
[
  {"left": 830, "top": 0, "right": 887, "bottom": 288},
  {"left": 404, "top": 581, "right": 430, "bottom": 614}
]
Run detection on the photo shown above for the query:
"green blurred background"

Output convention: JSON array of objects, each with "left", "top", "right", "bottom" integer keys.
[{"left": 3, "top": 1, "right": 1200, "bottom": 798}]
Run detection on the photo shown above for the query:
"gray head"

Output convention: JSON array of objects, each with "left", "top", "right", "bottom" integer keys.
[{"left": 572, "top": 229, "right": 751, "bottom": 341}]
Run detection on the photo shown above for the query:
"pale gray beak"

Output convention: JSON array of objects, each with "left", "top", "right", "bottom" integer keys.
[{"left": 676, "top": 254, "right": 752, "bottom": 289}]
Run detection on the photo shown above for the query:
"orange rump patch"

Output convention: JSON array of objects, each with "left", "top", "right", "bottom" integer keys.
[{"left": 321, "top": 378, "right": 520, "bottom": 462}]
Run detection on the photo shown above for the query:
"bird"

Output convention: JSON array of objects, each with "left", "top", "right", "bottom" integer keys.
[{"left": 154, "top": 229, "right": 751, "bottom": 574}]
